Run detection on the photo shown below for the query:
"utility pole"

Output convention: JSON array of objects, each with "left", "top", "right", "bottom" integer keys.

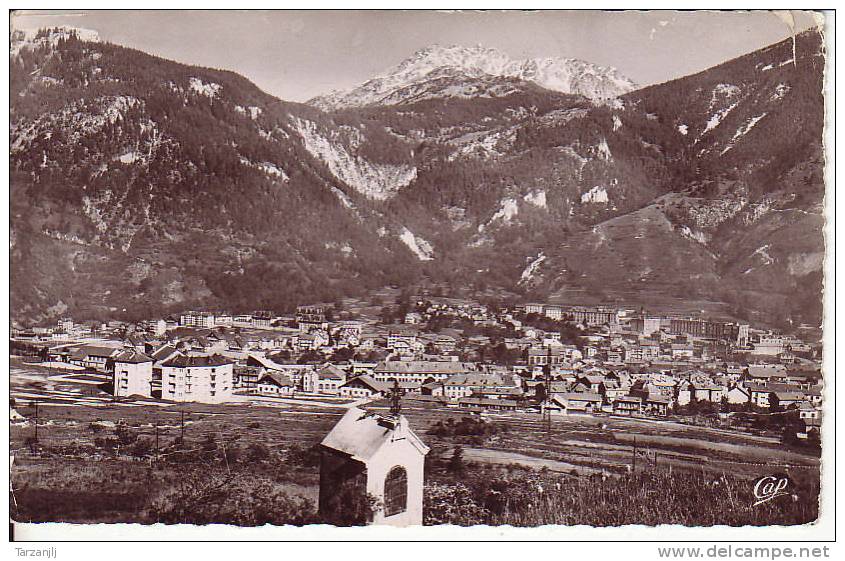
[
  {"left": 543, "top": 347, "right": 552, "bottom": 436},
  {"left": 180, "top": 408, "right": 185, "bottom": 442},
  {"left": 33, "top": 400, "right": 39, "bottom": 443},
  {"left": 154, "top": 421, "right": 160, "bottom": 461}
]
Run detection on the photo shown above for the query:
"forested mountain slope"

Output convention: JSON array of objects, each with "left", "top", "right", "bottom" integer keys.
[{"left": 10, "top": 27, "right": 826, "bottom": 329}]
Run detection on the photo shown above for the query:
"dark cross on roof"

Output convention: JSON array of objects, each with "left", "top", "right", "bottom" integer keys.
[{"left": 388, "top": 379, "right": 404, "bottom": 417}]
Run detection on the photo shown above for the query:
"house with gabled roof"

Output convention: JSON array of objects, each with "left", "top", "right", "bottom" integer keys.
[
  {"left": 746, "top": 364, "right": 788, "bottom": 385},
  {"left": 303, "top": 363, "right": 348, "bottom": 395},
  {"left": 255, "top": 372, "right": 295, "bottom": 396},
  {"left": 441, "top": 372, "right": 506, "bottom": 401},
  {"left": 69, "top": 345, "right": 122, "bottom": 372},
  {"left": 726, "top": 383, "right": 751, "bottom": 405},
  {"left": 643, "top": 395, "right": 671, "bottom": 416},
  {"left": 613, "top": 395, "right": 643, "bottom": 416},
  {"left": 550, "top": 392, "right": 603, "bottom": 415},
  {"left": 340, "top": 375, "right": 388, "bottom": 399}
]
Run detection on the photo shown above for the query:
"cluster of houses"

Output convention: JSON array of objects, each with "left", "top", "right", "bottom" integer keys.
[{"left": 10, "top": 299, "right": 823, "bottom": 435}]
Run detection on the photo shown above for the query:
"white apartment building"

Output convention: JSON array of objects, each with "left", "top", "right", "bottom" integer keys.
[
  {"left": 544, "top": 306, "right": 563, "bottom": 320},
  {"left": 113, "top": 350, "right": 154, "bottom": 398},
  {"left": 57, "top": 317, "right": 74, "bottom": 333},
  {"left": 752, "top": 336, "right": 787, "bottom": 356},
  {"left": 160, "top": 354, "right": 234, "bottom": 403},
  {"left": 180, "top": 311, "right": 216, "bottom": 328}
]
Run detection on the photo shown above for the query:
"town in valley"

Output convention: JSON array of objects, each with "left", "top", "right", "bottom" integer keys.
[{"left": 10, "top": 290, "right": 824, "bottom": 526}]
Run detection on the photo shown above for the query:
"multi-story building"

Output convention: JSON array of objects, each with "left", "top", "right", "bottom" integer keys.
[
  {"left": 215, "top": 314, "right": 233, "bottom": 326},
  {"left": 160, "top": 354, "right": 234, "bottom": 403},
  {"left": 527, "top": 346, "right": 565, "bottom": 366},
  {"left": 144, "top": 319, "right": 167, "bottom": 336},
  {"left": 334, "top": 321, "right": 363, "bottom": 346},
  {"left": 544, "top": 305, "right": 563, "bottom": 320},
  {"left": 752, "top": 336, "right": 788, "bottom": 356},
  {"left": 373, "top": 360, "right": 470, "bottom": 383},
  {"left": 251, "top": 310, "right": 274, "bottom": 329},
  {"left": 434, "top": 335, "right": 457, "bottom": 353},
  {"left": 668, "top": 317, "right": 747, "bottom": 342},
  {"left": 180, "top": 311, "right": 216, "bottom": 328},
  {"left": 569, "top": 306, "right": 620, "bottom": 326},
  {"left": 69, "top": 345, "right": 122, "bottom": 372},
  {"left": 670, "top": 343, "right": 695, "bottom": 361},
  {"left": 302, "top": 364, "right": 346, "bottom": 394},
  {"left": 524, "top": 303, "right": 545, "bottom": 315},
  {"left": 736, "top": 324, "right": 750, "bottom": 346},
  {"left": 57, "top": 317, "right": 74, "bottom": 333},
  {"left": 441, "top": 373, "right": 506, "bottom": 401},
  {"left": 613, "top": 396, "right": 643, "bottom": 415},
  {"left": 387, "top": 329, "right": 419, "bottom": 353},
  {"left": 296, "top": 305, "right": 327, "bottom": 332},
  {"left": 606, "top": 347, "right": 624, "bottom": 364},
  {"left": 641, "top": 316, "right": 662, "bottom": 336},
  {"left": 112, "top": 350, "right": 154, "bottom": 398}
]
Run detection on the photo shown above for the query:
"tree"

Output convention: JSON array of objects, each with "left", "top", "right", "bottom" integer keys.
[
  {"left": 379, "top": 306, "right": 395, "bottom": 325},
  {"left": 114, "top": 421, "right": 138, "bottom": 451},
  {"left": 769, "top": 393, "right": 782, "bottom": 413},
  {"left": 131, "top": 438, "right": 154, "bottom": 458},
  {"left": 448, "top": 445, "right": 466, "bottom": 474}
]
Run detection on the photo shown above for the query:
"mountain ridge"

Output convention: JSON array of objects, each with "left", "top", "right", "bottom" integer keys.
[
  {"left": 307, "top": 43, "right": 638, "bottom": 110},
  {"left": 9, "top": 27, "right": 826, "bottom": 332}
]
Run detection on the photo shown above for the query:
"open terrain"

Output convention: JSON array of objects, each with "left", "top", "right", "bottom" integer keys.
[{"left": 11, "top": 359, "right": 819, "bottom": 525}]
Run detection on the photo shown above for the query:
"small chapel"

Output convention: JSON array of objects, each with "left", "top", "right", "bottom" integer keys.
[{"left": 318, "top": 389, "right": 429, "bottom": 526}]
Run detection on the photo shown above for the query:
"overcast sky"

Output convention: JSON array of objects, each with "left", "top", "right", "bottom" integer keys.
[{"left": 11, "top": 10, "right": 821, "bottom": 102}]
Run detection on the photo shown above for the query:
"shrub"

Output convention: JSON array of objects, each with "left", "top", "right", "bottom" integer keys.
[
  {"left": 130, "top": 438, "right": 154, "bottom": 459},
  {"left": 245, "top": 442, "right": 271, "bottom": 462},
  {"left": 148, "top": 469, "right": 317, "bottom": 526},
  {"left": 423, "top": 468, "right": 819, "bottom": 527},
  {"left": 285, "top": 443, "right": 321, "bottom": 467},
  {"left": 447, "top": 446, "right": 466, "bottom": 474},
  {"left": 427, "top": 416, "right": 505, "bottom": 440},
  {"left": 424, "top": 482, "right": 489, "bottom": 526}
]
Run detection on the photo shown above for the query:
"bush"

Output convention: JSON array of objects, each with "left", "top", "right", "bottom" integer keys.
[
  {"left": 285, "top": 443, "right": 321, "bottom": 467},
  {"left": 428, "top": 416, "right": 506, "bottom": 440},
  {"left": 48, "top": 440, "right": 94, "bottom": 457},
  {"left": 424, "top": 482, "right": 489, "bottom": 525},
  {"left": 245, "top": 442, "right": 271, "bottom": 462},
  {"left": 447, "top": 446, "right": 466, "bottom": 474},
  {"left": 423, "top": 468, "right": 819, "bottom": 527},
  {"left": 148, "top": 469, "right": 317, "bottom": 526},
  {"left": 130, "top": 438, "right": 154, "bottom": 458}
]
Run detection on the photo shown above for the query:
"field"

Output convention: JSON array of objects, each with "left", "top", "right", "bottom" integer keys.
[{"left": 10, "top": 359, "right": 820, "bottom": 526}]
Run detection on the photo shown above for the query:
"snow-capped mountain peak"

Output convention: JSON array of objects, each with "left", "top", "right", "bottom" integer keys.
[{"left": 308, "top": 43, "right": 637, "bottom": 110}]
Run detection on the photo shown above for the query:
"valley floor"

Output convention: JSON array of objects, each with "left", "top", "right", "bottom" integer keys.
[{"left": 10, "top": 360, "right": 820, "bottom": 526}]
